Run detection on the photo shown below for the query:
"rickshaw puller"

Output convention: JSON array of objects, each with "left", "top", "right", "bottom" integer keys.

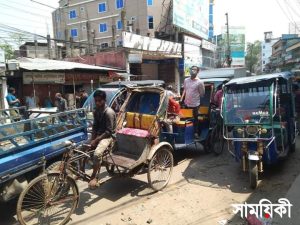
[{"left": 89, "top": 90, "right": 116, "bottom": 189}]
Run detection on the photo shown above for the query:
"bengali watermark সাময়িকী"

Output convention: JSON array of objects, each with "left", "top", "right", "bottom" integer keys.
[{"left": 231, "top": 198, "right": 292, "bottom": 219}]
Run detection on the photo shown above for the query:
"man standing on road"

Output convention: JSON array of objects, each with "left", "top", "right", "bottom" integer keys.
[
  {"left": 77, "top": 88, "right": 88, "bottom": 108},
  {"left": 6, "top": 87, "right": 21, "bottom": 121},
  {"left": 54, "top": 93, "right": 68, "bottom": 112},
  {"left": 89, "top": 90, "right": 116, "bottom": 189},
  {"left": 181, "top": 66, "right": 205, "bottom": 138}
]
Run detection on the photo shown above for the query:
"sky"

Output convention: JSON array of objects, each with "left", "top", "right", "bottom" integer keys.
[
  {"left": 0, "top": 0, "right": 298, "bottom": 46},
  {"left": 214, "top": 0, "right": 297, "bottom": 42}
]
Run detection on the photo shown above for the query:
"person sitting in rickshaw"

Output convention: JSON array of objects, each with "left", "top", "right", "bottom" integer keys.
[{"left": 89, "top": 90, "right": 116, "bottom": 189}]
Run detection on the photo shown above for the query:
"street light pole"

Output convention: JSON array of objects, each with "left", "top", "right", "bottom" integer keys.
[{"left": 225, "top": 13, "right": 232, "bottom": 67}]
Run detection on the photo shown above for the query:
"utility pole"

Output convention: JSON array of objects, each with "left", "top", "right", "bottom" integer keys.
[
  {"left": 225, "top": 13, "right": 232, "bottom": 67},
  {"left": 86, "top": 21, "right": 91, "bottom": 54},
  {"left": 47, "top": 34, "right": 51, "bottom": 59},
  {"left": 34, "top": 37, "right": 38, "bottom": 58},
  {"left": 70, "top": 37, "right": 74, "bottom": 57},
  {"left": 112, "top": 19, "right": 116, "bottom": 48}
]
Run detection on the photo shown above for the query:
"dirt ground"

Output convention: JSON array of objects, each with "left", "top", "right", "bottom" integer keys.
[{"left": 1, "top": 137, "right": 299, "bottom": 225}]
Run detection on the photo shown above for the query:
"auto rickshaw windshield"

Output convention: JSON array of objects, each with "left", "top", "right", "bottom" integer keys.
[{"left": 223, "top": 84, "right": 273, "bottom": 125}]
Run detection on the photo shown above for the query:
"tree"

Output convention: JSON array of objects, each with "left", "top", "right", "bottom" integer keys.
[
  {"left": 0, "top": 41, "right": 14, "bottom": 60},
  {"left": 0, "top": 34, "right": 26, "bottom": 60},
  {"left": 245, "top": 40, "right": 261, "bottom": 73}
]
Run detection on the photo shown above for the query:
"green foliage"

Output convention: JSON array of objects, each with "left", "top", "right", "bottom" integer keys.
[
  {"left": 245, "top": 40, "right": 261, "bottom": 73},
  {"left": 0, "top": 41, "right": 14, "bottom": 60}
]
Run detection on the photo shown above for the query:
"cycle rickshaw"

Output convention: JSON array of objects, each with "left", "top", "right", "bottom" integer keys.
[{"left": 16, "top": 86, "right": 174, "bottom": 225}]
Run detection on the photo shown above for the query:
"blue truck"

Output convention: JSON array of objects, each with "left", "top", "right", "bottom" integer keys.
[{"left": 0, "top": 109, "right": 87, "bottom": 202}]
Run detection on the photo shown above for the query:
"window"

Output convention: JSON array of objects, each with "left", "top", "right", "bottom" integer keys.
[
  {"left": 118, "top": 40, "right": 123, "bottom": 46},
  {"left": 101, "top": 43, "right": 109, "bottom": 49},
  {"left": 131, "top": 16, "right": 136, "bottom": 22},
  {"left": 69, "top": 10, "right": 77, "bottom": 19},
  {"left": 80, "top": 7, "right": 85, "bottom": 12},
  {"left": 147, "top": 0, "right": 153, "bottom": 6},
  {"left": 70, "top": 28, "right": 78, "bottom": 37},
  {"left": 99, "top": 23, "right": 107, "bottom": 32},
  {"left": 263, "top": 61, "right": 265, "bottom": 64},
  {"left": 98, "top": 2, "right": 106, "bottom": 13},
  {"left": 148, "top": 16, "right": 154, "bottom": 29},
  {"left": 57, "top": 31, "right": 62, "bottom": 39},
  {"left": 117, "top": 20, "right": 122, "bottom": 30},
  {"left": 263, "top": 45, "right": 265, "bottom": 49},
  {"left": 82, "top": 25, "right": 86, "bottom": 30},
  {"left": 263, "top": 53, "right": 265, "bottom": 56},
  {"left": 116, "top": 0, "right": 124, "bottom": 9}
]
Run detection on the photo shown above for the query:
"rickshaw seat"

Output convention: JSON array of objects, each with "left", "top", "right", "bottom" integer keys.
[
  {"left": 125, "top": 112, "right": 156, "bottom": 130},
  {"left": 117, "top": 127, "right": 150, "bottom": 138},
  {"left": 179, "top": 109, "right": 193, "bottom": 119}
]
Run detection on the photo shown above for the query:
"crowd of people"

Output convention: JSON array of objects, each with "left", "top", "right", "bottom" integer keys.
[{"left": 5, "top": 88, "right": 89, "bottom": 113}]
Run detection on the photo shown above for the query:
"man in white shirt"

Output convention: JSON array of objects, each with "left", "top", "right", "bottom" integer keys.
[{"left": 181, "top": 66, "right": 205, "bottom": 138}]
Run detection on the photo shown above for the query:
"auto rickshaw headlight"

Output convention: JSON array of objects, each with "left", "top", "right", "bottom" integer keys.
[
  {"left": 237, "top": 128, "right": 244, "bottom": 134},
  {"left": 261, "top": 128, "right": 268, "bottom": 134}
]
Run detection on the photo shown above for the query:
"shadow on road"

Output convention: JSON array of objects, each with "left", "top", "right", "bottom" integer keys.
[{"left": 0, "top": 198, "right": 18, "bottom": 225}]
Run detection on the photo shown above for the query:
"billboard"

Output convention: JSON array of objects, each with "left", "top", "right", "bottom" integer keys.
[
  {"left": 173, "top": 0, "right": 209, "bottom": 39},
  {"left": 184, "top": 36, "right": 202, "bottom": 77},
  {"left": 221, "top": 26, "right": 246, "bottom": 66}
]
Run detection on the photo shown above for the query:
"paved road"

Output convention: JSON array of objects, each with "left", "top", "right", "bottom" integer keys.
[{"left": 1, "top": 137, "right": 299, "bottom": 225}]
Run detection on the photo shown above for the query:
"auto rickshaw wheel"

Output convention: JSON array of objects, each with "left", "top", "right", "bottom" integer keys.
[
  {"left": 211, "top": 126, "right": 224, "bottom": 156},
  {"left": 147, "top": 147, "right": 174, "bottom": 191},
  {"left": 249, "top": 160, "right": 258, "bottom": 189},
  {"left": 290, "top": 142, "right": 296, "bottom": 152}
]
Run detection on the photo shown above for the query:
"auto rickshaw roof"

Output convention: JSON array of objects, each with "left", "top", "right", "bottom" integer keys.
[
  {"left": 225, "top": 72, "right": 293, "bottom": 86},
  {"left": 102, "top": 80, "right": 165, "bottom": 88},
  {"left": 202, "top": 78, "right": 231, "bottom": 83}
]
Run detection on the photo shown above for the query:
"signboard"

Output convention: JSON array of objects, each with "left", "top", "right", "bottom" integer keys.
[
  {"left": 184, "top": 36, "right": 202, "bottom": 77},
  {"left": 23, "top": 72, "right": 65, "bottom": 84},
  {"left": 122, "top": 32, "right": 182, "bottom": 58},
  {"left": 202, "top": 39, "right": 217, "bottom": 52},
  {"left": 128, "top": 53, "right": 143, "bottom": 63},
  {"left": 221, "top": 26, "right": 246, "bottom": 66},
  {"left": 173, "top": 0, "right": 209, "bottom": 39}
]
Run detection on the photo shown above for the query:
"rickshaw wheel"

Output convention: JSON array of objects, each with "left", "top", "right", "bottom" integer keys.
[
  {"left": 147, "top": 148, "right": 174, "bottom": 192},
  {"left": 17, "top": 173, "right": 78, "bottom": 225},
  {"left": 47, "top": 161, "right": 77, "bottom": 178},
  {"left": 249, "top": 160, "right": 258, "bottom": 189}
]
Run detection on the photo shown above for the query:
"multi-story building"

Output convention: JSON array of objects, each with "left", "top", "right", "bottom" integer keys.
[
  {"left": 261, "top": 32, "right": 279, "bottom": 73},
  {"left": 269, "top": 34, "right": 300, "bottom": 72},
  {"left": 52, "top": 0, "right": 216, "bottom": 89},
  {"left": 52, "top": 0, "right": 172, "bottom": 53}
]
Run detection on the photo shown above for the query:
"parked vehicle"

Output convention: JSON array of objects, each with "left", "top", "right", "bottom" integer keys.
[
  {"left": 222, "top": 72, "right": 297, "bottom": 188},
  {"left": 171, "top": 77, "right": 230, "bottom": 153},
  {"left": 0, "top": 109, "right": 87, "bottom": 202},
  {"left": 83, "top": 80, "right": 165, "bottom": 127},
  {"left": 17, "top": 86, "right": 174, "bottom": 225}
]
